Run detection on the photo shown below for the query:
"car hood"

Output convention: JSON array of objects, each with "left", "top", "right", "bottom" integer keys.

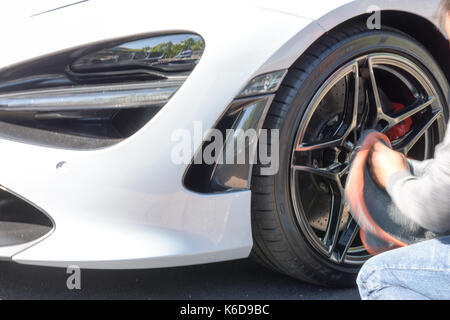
[
  {"left": 2, "top": 0, "right": 86, "bottom": 18},
  {"left": 0, "top": 0, "right": 441, "bottom": 71},
  {"left": 0, "top": 0, "right": 315, "bottom": 69}
]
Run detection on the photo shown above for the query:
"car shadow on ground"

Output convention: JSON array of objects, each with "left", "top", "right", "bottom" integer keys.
[{"left": 0, "top": 258, "right": 360, "bottom": 300}]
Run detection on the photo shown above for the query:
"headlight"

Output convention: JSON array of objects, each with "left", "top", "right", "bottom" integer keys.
[
  {"left": 0, "top": 33, "right": 205, "bottom": 149},
  {"left": 237, "top": 70, "right": 287, "bottom": 98},
  {"left": 0, "top": 81, "right": 182, "bottom": 112}
]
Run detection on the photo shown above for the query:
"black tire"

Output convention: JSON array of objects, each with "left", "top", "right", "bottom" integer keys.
[{"left": 250, "top": 23, "right": 449, "bottom": 287}]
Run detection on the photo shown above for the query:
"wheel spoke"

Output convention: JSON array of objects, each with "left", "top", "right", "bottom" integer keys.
[
  {"left": 365, "top": 57, "right": 384, "bottom": 115},
  {"left": 323, "top": 183, "right": 344, "bottom": 254},
  {"left": 396, "top": 111, "right": 442, "bottom": 154},
  {"left": 381, "top": 96, "right": 436, "bottom": 132},
  {"left": 292, "top": 162, "right": 348, "bottom": 183},
  {"left": 347, "top": 63, "right": 360, "bottom": 133},
  {"left": 333, "top": 217, "right": 360, "bottom": 263},
  {"left": 297, "top": 137, "right": 344, "bottom": 152},
  {"left": 296, "top": 62, "right": 360, "bottom": 152},
  {"left": 391, "top": 96, "right": 435, "bottom": 123},
  {"left": 292, "top": 163, "right": 341, "bottom": 181}
]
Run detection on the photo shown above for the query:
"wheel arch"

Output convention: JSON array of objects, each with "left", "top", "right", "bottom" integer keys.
[
  {"left": 332, "top": 11, "right": 449, "bottom": 85},
  {"left": 255, "top": 9, "right": 449, "bottom": 134}
]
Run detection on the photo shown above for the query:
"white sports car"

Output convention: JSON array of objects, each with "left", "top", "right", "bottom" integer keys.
[{"left": 0, "top": 0, "right": 448, "bottom": 287}]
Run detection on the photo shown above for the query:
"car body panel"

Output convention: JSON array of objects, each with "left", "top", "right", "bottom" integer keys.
[
  {"left": 0, "top": 0, "right": 445, "bottom": 268},
  {"left": 254, "top": 0, "right": 445, "bottom": 74},
  {"left": 3, "top": 1, "right": 312, "bottom": 268}
]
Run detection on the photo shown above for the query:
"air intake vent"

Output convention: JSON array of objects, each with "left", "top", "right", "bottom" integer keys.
[{"left": 0, "top": 187, "right": 53, "bottom": 248}]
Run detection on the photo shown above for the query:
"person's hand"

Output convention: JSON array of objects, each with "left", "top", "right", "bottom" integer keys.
[{"left": 367, "top": 141, "right": 409, "bottom": 189}]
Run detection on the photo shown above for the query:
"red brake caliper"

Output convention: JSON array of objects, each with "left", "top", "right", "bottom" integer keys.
[{"left": 386, "top": 102, "right": 413, "bottom": 141}]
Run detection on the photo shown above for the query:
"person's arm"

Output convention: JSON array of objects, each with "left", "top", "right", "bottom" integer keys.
[
  {"left": 380, "top": 0, "right": 450, "bottom": 233},
  {"left": 407, "top": 158, "right": 433, "bottom": 177},
  {"left": 385, "top": 135, "right": 450, "bottom": 233}
]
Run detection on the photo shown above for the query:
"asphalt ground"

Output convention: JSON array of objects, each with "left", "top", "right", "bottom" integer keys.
[{"left": 0, "top": 258, "right": 360, "bottom": 300}]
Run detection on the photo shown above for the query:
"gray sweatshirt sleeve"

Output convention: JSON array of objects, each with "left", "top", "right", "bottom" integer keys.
[
  {"left": 407, "top": 158, "right": 433, "bottom": 176},
  {"left": 386, "top": 125, "right": 450, "bottom": 234}
]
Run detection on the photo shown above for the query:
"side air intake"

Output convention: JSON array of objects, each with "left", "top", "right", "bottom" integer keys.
[{"left": 0, "top": 187, "right": 53, "bottom": 252}]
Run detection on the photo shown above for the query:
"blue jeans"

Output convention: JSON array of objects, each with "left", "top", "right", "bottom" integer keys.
[{"left": 357, "top": 236, "right": 450, "bottom": 300}]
